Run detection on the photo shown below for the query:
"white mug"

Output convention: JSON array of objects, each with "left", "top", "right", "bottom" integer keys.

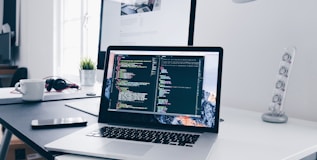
[{"left": 15, "top": 79, "right": 45, "bottom": 101}]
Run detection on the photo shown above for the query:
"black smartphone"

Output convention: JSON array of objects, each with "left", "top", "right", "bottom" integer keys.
[{"left": 31, "top": 117, "right": 87, "bottom": 129}]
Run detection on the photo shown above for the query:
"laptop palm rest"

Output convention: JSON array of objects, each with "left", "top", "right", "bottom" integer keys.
[{"left": 104, "top": 141, "right": 153, "bottom": 156}]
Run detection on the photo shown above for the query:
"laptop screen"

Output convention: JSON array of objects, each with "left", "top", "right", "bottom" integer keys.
[{"left": 99, "top": 46, "right": 223, "bottom": 133}]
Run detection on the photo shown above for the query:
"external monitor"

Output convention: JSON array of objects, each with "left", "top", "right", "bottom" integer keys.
[
  {"left": 0, "top": 32, "right": 11, "bottom": 65},
  {"left": 97, "top": 0, "right": 197, "bottom": 69}
]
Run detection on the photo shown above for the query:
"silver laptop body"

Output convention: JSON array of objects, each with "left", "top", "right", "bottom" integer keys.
[{"left": 45, "top": 46, "right": 223, "bottom": 160}]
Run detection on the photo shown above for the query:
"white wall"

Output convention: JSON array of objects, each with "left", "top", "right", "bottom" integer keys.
[
  {"left": 19, "top": 0, "right": 317, "bottom": 121},
  {"left": 194, "top": 0, "right": 317, "bottom": 121},
  {"left": 18, "top": 0, "right": 56, "bottom": 79}
]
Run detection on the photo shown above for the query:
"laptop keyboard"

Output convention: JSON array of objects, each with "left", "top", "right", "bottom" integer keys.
[{"left": 86, "top": 126, "right": 200, "bottom": 147}]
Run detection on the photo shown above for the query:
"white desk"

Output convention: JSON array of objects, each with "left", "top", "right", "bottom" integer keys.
[
  {"left": 0, "top": 85, "right": 101, "bottom": 105},
  {"left": 55, "top": 106, "right": 317, "bottom": 160},
  {"left": 210, "top": 107, "right": 317, "bottom": 160}
]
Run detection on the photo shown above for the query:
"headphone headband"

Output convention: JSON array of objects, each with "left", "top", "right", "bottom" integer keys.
[{"left": 45, "top": 78, "right": 79, "bottom": 92}]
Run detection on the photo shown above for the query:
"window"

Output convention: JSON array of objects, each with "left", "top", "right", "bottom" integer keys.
[{"left": 57, "top": 0, "right": 101, "bottom": 78}]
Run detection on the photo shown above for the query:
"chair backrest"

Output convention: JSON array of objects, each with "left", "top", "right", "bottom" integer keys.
[{"left": 10, "top": 67, "right": 28, "bottom": 87}]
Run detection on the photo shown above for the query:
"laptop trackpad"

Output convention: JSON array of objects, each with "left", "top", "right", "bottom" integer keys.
[{"left": 104, "top": 141, "right": 153, "bottom": 156}]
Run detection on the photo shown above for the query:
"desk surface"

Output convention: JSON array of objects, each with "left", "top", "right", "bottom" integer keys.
[
  {"left": 1, "top": 99, "right": 317, "bottom": 160},
  {"left": 0, "top": 98, "right": 99, "bottom": 160},
  {"left": 212, "top": 107, "right": 317, "bottom": 160}
]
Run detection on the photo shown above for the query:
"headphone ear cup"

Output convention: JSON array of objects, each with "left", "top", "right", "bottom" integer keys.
[
  {"left": 53, "top": 78, "right": 69, "bottom": 91},
  {"left": 45, "top": 79, "right": 54, "bottom": 92}
]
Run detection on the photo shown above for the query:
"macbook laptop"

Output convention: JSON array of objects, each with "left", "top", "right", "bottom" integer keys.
[{"left": 45, "top": 46, "right": 223, "bottom": 160}]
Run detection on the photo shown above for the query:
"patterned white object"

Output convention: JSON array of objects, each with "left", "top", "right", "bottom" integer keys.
[
  {"left": 262, "top": 46, "right": 296, "bottom": 123},
  {"left": 270, "top": 47, "right": 296, "bottom": 115}
]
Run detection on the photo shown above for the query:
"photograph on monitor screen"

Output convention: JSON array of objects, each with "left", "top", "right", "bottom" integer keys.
[{"left": 121, "top": 0, "right": 161, "bottom": 15}]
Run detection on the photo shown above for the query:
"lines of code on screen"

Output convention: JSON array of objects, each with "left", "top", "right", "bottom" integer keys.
[{"left": 109, "top": 54, "right": 204, "bottom": 117}]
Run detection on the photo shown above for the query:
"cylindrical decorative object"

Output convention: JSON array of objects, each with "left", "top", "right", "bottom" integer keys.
[{"left": 79, "top": 69, "right": 96, "bottom": 86}]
